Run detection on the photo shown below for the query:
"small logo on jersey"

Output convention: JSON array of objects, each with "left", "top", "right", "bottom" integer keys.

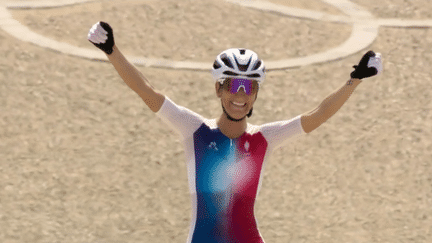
[
  {"left": 209, "top": 141, "right": 218, "bottom": 151},
  {"left": 245, "top": 141, "right": 250, "bottom": 152}
]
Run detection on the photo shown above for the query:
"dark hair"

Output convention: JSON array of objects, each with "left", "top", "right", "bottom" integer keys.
[
  {"left": 247, "top": 107, "right": 253, "bottom": 118},
  {"left": 218, "top": 81, "right": 224, "bottom": 91}
]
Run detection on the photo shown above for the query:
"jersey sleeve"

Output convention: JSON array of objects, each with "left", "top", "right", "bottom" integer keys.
[
  {"left": 259, "top": 115, "right": 306, "bottom": 151},
  {"left": 155, "top": 96, "right": 205, "bottom": 139}
]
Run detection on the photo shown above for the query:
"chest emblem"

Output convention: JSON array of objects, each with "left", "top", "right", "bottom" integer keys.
[
  {"left": 244, "top": 141, "right": 250, "bottom": 152},
  {"left": 209, "top": 141, "right": 218, "bottom": 151}
]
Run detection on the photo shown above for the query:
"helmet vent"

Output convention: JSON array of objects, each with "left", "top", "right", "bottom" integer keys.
[
  {"left": 223, "top": 71, "right": 240, "bottom": 76},
  {"left": 252, "top": 60, "right": 262, "bottom": 71},
  {"left": 239, "top": 49, "right": 246, "bottom": 55},
  {"left": 213, "top": 60, "right": 221, "bottom": 69},
  {"left": 246, "top": 73, "right": 260, "bottom": 78},
  {"left": 220, "top": 53, "right": 234, "bottom": 68},
  {"left": 234, "top": 56, "right": 252, "bottom": 72}
]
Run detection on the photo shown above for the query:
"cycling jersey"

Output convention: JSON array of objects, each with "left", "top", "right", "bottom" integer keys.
[{"left": 156, "top": 96, "right": 305, "bottom": 243}]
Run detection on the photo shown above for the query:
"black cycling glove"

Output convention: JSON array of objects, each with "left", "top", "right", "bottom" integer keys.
[
  {"left": 87, "top": 21, "right": 115, "bottom": 55},
  {"left": 350, "top": 50, "right": 382, "bottom": 79}
]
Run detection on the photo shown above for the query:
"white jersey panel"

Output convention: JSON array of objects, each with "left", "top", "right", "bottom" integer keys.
[
  {"left": 155, "top": 96, "right": 205, "bottom": 139},
  {"left": 259, "top": 115, "right": 305, "bottom": 151}
]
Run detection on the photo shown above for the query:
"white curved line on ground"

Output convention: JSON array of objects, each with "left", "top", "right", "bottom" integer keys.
[
  {"left": 3, "top": 0, "right": 96, "bottom": 9},
  {"left": 227, "top": 0, "right": 378, "bottom": 70},
  {"left": 0, "top": 0, "right": 430, "bottom": 71},
  {"left": 377, "top": 19, "right": 432, "bottom": 28}
]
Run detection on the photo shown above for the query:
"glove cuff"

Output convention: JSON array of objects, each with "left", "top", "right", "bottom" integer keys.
[
  {"left": 104, "top": 47, "right": 113, "bottom": 55},
  {"left": 350, "top": 69, "right": 361, "bottom": 79}
]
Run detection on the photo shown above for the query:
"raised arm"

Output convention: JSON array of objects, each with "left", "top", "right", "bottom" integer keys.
[
  {"left": 107, "top": 45, "right": 165, "bottom": 112},
  {"left": 87, "top": 21, "right": 165, "bottom": 112},
  {"left": 301, "top": 51, "right": 383, "bottom": 133},
  {"left": 301, "top": 78, "right": 362, "bottom": 133}
]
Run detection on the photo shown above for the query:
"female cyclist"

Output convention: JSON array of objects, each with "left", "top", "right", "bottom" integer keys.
[{"left": 88, "top": 21, "right": 382, "bottom": 243}]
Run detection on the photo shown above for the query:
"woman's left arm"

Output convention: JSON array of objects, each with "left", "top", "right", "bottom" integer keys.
[
  {"left": 300, "top": 50, "right": 383, "bottom": 134},
  {"left": 301, "top": 78, "right": 362, "bottom": 134}
]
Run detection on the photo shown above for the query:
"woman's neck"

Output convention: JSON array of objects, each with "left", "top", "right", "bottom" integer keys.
[{"left": 216, "top": 114, "right": 247, "bottom": 139}]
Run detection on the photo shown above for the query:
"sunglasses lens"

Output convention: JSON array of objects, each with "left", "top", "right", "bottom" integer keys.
[{"left": 229, "top": 79, "right": 254, "bottom": 95}]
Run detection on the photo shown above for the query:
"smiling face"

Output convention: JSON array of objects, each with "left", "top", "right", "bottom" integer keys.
[{"left": 216, "top": 78, "right": 259, "bottom": 120}]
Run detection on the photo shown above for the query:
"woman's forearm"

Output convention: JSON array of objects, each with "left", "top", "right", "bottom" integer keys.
[
  {"left": 107, "top": 45, "right": 156, "bottom": 96},
  {"left": 106, "top": 45, "right": 165, "bottom": 112}
]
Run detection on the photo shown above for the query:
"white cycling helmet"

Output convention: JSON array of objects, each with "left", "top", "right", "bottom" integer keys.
[{"left": 212, "top": 48, "right": 266, "bottom": 85}]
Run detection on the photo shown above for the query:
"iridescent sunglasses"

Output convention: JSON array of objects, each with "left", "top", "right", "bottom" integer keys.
[{"left": 221, "top": 78, "right": 259, "bottom": 95}]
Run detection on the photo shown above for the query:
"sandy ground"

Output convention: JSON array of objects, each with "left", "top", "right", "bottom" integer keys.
[{"left": 1, "top": 0, "right": 432, "bottom": 242}]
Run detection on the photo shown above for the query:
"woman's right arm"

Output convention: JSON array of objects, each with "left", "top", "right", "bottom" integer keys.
[
  {"left": 88, "top": 21, "right": 165, "bottom": 112},
  {"left": 106, "top": 45, "right": 165, "bottom": 112}
]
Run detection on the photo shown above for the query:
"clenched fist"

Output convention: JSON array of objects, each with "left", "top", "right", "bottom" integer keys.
[
  {"left": 350, "top": 51, "right": 383, "bottom": 80},
  {"left": 88, "top": 21, "right": 115, "bottom": 55}
]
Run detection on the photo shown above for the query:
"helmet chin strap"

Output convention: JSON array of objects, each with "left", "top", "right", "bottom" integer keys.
[{"left": 221, "top": 104, "right": 253, "bottom": 122}]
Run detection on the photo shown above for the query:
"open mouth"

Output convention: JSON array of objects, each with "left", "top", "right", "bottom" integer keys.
[{"left": 231, "top": 102, "right": 246, "bottom": 109}]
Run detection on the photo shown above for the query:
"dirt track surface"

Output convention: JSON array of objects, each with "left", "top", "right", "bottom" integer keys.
[{"left": 1, "top": 0, "right": 432, "bottom": 242}]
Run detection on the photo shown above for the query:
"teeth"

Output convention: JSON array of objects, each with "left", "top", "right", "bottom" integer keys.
[{"left": 233, "top": 102, "right": 245, "bottom": 106}]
